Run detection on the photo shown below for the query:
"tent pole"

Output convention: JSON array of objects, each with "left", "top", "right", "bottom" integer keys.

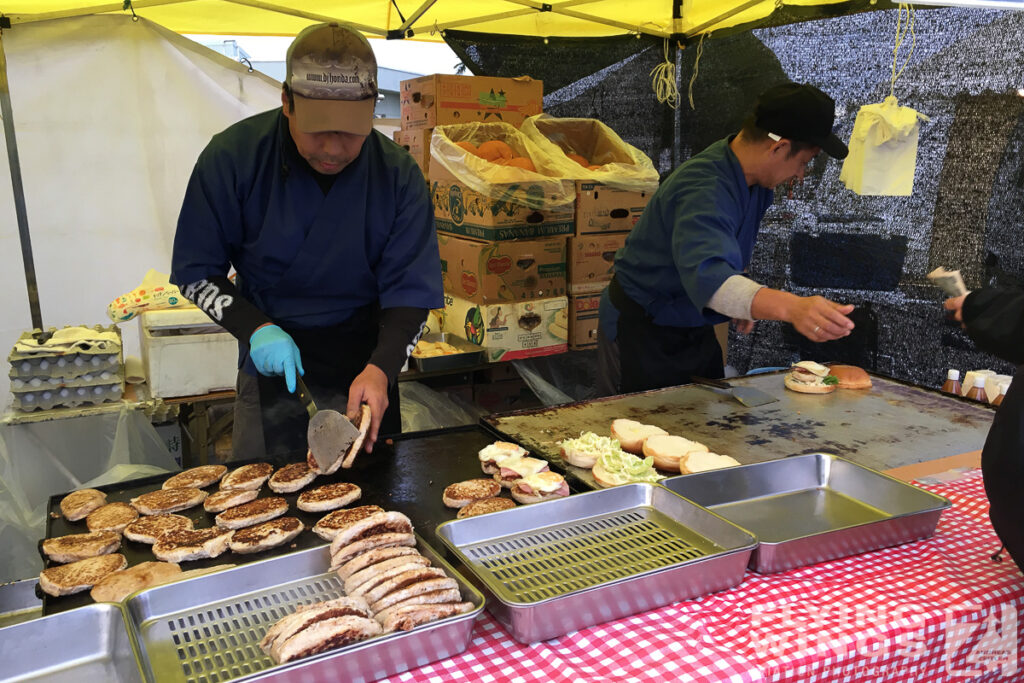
[{"left": 0, "top": 26, "right": 45, "bottom": 334}]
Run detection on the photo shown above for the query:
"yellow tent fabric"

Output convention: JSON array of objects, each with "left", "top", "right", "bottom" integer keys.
[{"left": 5, "top": 1, "right": 853, "bottom": 40}]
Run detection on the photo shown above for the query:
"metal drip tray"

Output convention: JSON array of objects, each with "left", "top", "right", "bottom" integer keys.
[{"left": 437, "top": 483, "right": 756, "bottom": 643}]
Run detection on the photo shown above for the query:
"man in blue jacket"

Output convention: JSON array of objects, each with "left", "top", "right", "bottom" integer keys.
[
  {"left": 171, "top": 23, "right": 442, "bottom": 458},
  {"left": 598, "top": 83, "right": 855, "bottom": 395}
]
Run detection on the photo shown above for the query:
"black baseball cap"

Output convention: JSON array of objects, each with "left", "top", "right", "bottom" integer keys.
[{"left": 754, "top": 82, "right": 848, "bottom": 159}]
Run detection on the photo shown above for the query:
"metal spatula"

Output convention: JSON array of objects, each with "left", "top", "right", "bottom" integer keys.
[
  {"left": 691, "top": 376, "right": 779, "bottom": 407},
  {"left": 295, "top": 375, "right": 361, "bottom": 470}
]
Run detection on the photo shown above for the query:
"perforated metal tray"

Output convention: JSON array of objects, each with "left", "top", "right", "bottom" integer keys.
[
  {"left": 661, "top": 453, "right": 952, "bottom": 573},
  {"left": 124, "top": 539, "right": 483, "bottom": 682},
  {"left": 436, "top": 483, "right": 756, "bottom": 643},
  {"left": 0, "top": 602, "right": 143, "bottom": 682}
]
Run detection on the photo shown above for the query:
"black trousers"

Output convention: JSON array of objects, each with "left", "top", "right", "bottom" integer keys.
[
  {"left": 605, "top": 276, "right": 724, "bottom": 395},
  {"left": 981, "top": 364, "right": 1024, "bottom": 575},
  {"left": 231, "top": 306, "right": 400, "bottom": 461}
]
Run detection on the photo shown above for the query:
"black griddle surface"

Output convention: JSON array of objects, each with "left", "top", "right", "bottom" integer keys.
[{"left": 42, "top": 424, "right": 530, "bottom": 614}]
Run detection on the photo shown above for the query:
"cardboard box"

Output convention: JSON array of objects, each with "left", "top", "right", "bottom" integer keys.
[
  {"left": 575, "top": 181, "right": 652, "bottom": 235},
  {"left": 567, "top": 234, "right": 626, "bottom": 295},
  {"left": 569, "top": 293, "right": 602, "bottom": 350},
  {"left": 393, "top": 128, "right": 431, "bottom": 177},
  {"left": 430, "top": 163, "right": 574, "bottom": 241},
  {"left": 439, "top": 234, "right": 566, "bottom": 303},
  {"left": 401, "top": 74, "right": 543, "bottom": 130},
  {"left": 442, "top": 294, "right": 568, "bottom": 362},
  {"left": 139, "top": 309, "right": 236, "bottom": 398}
]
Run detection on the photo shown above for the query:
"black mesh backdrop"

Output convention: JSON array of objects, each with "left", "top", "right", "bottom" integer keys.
[{"left": 444, "top": 7, "right": 1024, "bottom": 390}]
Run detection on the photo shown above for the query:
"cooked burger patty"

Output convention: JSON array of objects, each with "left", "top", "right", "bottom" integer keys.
[
  {"left": 85, "top": 502, "right": 139, "bottom": 533},
  {"left": 220, "top": 462, "right": 274, "bottom": 491},
  {"left": 268, "top": 463, "right": 317, "bottom": 494},
  {"left": 312, "top": 505, "right": 384, "bottom": 541},
  {"left": 162, "top": 465, "right": 228, "bottom": 490},
  {"left": 59, "top": 489, "right": 107, "bottom": 521},
  {"left": 39, "top": 553, "right": 128, "bottom": 597},
  {"left": 152, "top": 528, "right": 233, "bottom": 562},
  {"left": 214, "top": 497, "right": 289, "bottom": 529},
  {"left": 229, "top": 517, "right": 304, "bottom": 554},
  {"left": 43, "top": 530, "right": 121, "bottom": 564},
  {"left": 131, "top": 488, "right": 208, "bottom": 515},
  {"left": 297, "top": 483, "right": 362, "bottom": 513},
  {"left": 204, "top": 488, "right": 259, "bottom": 513},
  {"left": 123, "top": 514, "right": 194, "bottom": 544}
]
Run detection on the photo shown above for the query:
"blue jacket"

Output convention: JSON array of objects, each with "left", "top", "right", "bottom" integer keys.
[
  {"left": 601, "top": 137, "right": 773, "bottom": 339},
  {"left": 171, "top": 109, "right": 442, "bottom": 329}
]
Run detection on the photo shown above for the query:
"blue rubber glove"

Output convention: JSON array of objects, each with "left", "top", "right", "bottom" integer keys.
[{"left": 249, "top": 324, "right": 304, "bottom": 393}]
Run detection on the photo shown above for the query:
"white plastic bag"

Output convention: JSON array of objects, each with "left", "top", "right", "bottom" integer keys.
[
  {"left": 840, "top": 96, "right": 928, "bottom": 196},
  {"left": 519, "top": 114, "right": 659, "bottom": 193}
]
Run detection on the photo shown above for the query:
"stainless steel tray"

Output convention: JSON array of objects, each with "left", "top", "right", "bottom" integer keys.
[
  {"left": 0, "top": 579, "right": 43, "bottom": 629},
  {"left": 410, "top": 333, "right": 486, "bottom": 372},
  {"left": 124, "top": 538, "right": 484, "bottom": 683},
  {"left": 661, "top": 453, "right": 952, "bottom": 574},
  {"left": 435, "top": 483, "right": 756, "bottom": 643},
  {"left": 0, "top": 602, "right": 143, "bottom": 682}
]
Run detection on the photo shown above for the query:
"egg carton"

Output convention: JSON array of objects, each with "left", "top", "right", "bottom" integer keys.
[
  {"left": 11, "top": 383, "right": 124, "bottom": 412},
  {"left": 11, "top": 367, "right": 125, "bottom": 391},
  {"left": 9, "top": 353, "right": 122, "bottom": 380}
]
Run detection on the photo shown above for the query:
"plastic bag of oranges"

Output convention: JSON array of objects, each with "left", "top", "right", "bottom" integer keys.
[
  {"left": 519, "top": 114, "right": 659, "bottom": 193},
  {"left": 431, "top": 122, "right": 576, "bottom": 210}
]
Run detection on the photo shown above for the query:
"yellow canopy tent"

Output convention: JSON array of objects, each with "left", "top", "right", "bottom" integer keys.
[{"left": 4, "top": 1, "right": 890, "bottom": 40}]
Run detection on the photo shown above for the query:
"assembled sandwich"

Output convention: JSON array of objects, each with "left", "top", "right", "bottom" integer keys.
[{"left": 784, "top": 361, "right": 839, "bottom": 394}]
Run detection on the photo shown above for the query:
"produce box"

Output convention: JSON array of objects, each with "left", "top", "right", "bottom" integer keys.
[
  {"left": 430, "top": 163, "right": 574, "bottom": 241},
  {"left": 401, "top": 74, "right": 543, "bottom": 130},
  {"left": 140, "top": 308, "right": 236, "bottom": 398},
  {"left": 569, "top": 293, "right": 602, "bottom": 350},
  {"left": 575, "top": 181, "right": 651, "bottom": 235},
  {"left": 567, "top": 234, "right": 625, "bottom": 295},
  {"left": 393, "top": 128, "right": 431, "bottom": 177},
  {"left": 439, "top": 234, "right": 566, "bottom": 303},
  {"left": 442, "top": 293, "right": 568, "bottom": 362}
]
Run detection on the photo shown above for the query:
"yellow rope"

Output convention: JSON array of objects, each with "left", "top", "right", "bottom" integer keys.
[
  {"left": 687, "top": 32, "right": 706, "bottom": 110},
  {"left": 891, "top": 3, "right": 916, "bottom": 98},
  {"left": 650, "top": 37, "right": 680, "bottom": 109}
]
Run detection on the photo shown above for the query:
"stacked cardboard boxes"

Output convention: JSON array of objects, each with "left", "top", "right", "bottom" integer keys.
[{"left": 398, "top": 74, "right": 568, "bottom": 362}]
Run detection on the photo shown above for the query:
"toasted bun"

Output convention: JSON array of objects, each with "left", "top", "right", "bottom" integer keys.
[
  {"left": 152, "top": 528, "right": 233, "bottom": 562},
  {"left": 215, "top": 497, "right": 288, "bottom": 529},
  {"left": 680, "top": 452, "right": 742, "bottom": 474},
  {"left": 456, "top": 497, "right": 516, "bottom": 519},
  {"left": 203, "top": 488, "right": 259, "bottom": 513},
  {"left": 89, "top": 561, "right": 182, "bottom": 602},
  {"left": 610, "top": 419, "right": 668, "bottom": 454},
  {"left": 830, "top": 364, "right": 872, "bottom": 389},
  {"left": 85, "top": 502, "right": 139, "bottom": 533},
  {"left": 560, "top": 445, "right": 598, "bottom": 469},
  {"left": 39, "top": 553, "right": 128, "bottom": 596},
  {"left": 43, "top": 530, "right": 121, "bottom": 564},
  {"left": 591, "top": 462, "right": 619, "bottom": 488},
  {"left": 442, "top": 479, "right": 501, "bottom": 508},
  {"left": 268, "top": 462, "right": 317, "bottom": 494},
  {"left": 123, "top": 513, "right": 194, "bottom": 544},
  {"left": 313, "top": 505, "right": 385, "bottom": 542},
  {"left": 642, "top": 435, "right": 709, "bottom": 472},
  {"left": 334, "top": 546, "right": 421, "bottom": 581},
  {"left": 220, "top": 463, "right": 274, "bottom": 491},
  {"left": 60, "top": 489, "right": 107, "bottom": 521},
  {"left": 784, "top": 374, "right": 836, "bottom": 394},
  {"left": 341, "top": 404, "right": 372, "bottom": 470},
  {"left": 297, "top": 483, "right": 362, "bottom": 513},
  {"left": 328, "top": 511, "right": 413, "bottom": 555}
]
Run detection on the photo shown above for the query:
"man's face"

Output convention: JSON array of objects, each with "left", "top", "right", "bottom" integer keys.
[
  {"left": 282, "top": 92, "right": 367, "bottom": 175},
  {"left": 764, "top": 141, "right": 821, "bottom": 190}
]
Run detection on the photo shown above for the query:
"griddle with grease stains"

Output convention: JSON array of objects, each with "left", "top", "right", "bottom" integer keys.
[
  {"left": 40, "top": 424, "right": 541, "bottom": 615},
  {"left": 484, "top": 371, "right": 995, "bottom": 490}
]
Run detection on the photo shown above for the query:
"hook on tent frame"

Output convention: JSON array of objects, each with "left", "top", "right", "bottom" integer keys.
[{"left": 122, "top": 1, "right": 139, "bottom": 21}]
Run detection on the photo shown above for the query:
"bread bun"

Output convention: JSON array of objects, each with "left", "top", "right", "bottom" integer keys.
[
  {"left": 560, "top": 445, "right": 598, "bottom": 469},
  {"left": 642, "top": 435, "right": 709, "bottom": 472},
  {"left": 610, "top": 419, "right": 668, "bottom": 454},
  {"left": 830, "top": 364, "right": 872, "bottom": 389},
  {"left": 784, "top": 374, "right": 836, "bottom": 394},
  {"left": 680, "top": 452, "right": 741, "bottom": 474},
  {"left": 591, "top": 462, "right": 619, "bottom": 488}
]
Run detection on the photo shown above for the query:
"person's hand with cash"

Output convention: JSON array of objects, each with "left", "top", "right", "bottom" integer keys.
[{"left": 930, "top": 267, "right": 969, "bottom": 323}]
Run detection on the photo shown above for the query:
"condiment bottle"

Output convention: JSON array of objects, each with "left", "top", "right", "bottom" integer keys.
[
  {"left": 941, "top": 369, "right": 962, "bottom": 396},
  {"left": 966, "top": 374, "right": 987, "bottom": 402},
  {"left": 993, "top": 382, "right": 1009, "bottom": 407}
]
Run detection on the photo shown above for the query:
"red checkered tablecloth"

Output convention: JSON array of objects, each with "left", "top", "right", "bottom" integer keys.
[{"left": 384, "top": 470, "right": 1024, "bottom": 683}]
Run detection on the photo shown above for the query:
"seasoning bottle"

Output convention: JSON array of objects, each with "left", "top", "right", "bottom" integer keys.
[
  {"left": 966, "top": 375, "right": 987, "bottom": 402},
  {"left": 993, "top": 382, "right": 1009, "bottom": 407},
  {"left": 941, "top": 369, "right": 962, "bottom": 396}
]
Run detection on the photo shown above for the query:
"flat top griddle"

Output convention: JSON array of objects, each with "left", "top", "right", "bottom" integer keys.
[
  {"left": 42, "top": 424, "right": 524, "bottom": 614},
  {"left": 485, "top": 371, "right": 994, "bottom": 489}
]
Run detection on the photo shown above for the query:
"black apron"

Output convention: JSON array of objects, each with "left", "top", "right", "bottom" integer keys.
[
  {"left": 253, "top": 304, "right": 400, "bottom": 460},
  {"left": 981, "top": 364, "right": 1024, "bottom": 575},
  {"left": 608, "top": 276, "right": 724, "bottom": 394}
]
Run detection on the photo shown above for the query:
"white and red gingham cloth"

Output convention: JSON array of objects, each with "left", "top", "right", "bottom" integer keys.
[{"left": 385, "top": 470, "right": 1024, "bottom": 683}]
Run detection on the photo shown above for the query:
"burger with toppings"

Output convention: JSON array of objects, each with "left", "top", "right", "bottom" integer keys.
[{"left": 784, "top": 361, "right": 839, "bottom": 394}]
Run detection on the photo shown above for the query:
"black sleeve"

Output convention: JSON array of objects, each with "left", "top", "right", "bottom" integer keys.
[
  {"left": 367, "top": 307, "right": 429, "bottom": 386},
  {"left": 180, "top": 276, "right": 273, "bottom": 343},
  {"left": 962, "top": 287, "right": 1024, "bottom": 365}
]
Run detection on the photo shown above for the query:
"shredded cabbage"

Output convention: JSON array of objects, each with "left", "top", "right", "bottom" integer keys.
[
  {"left": 558, "top": 431, "right": 621, "bottom": 456},
  {"left": 595, "top": 448, "right": 663, "bottom": 484}
]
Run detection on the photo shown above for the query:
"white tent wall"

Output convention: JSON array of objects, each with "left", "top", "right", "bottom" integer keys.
[{"left": 0, "top": 14, "right": 283, "bottom": 412}]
